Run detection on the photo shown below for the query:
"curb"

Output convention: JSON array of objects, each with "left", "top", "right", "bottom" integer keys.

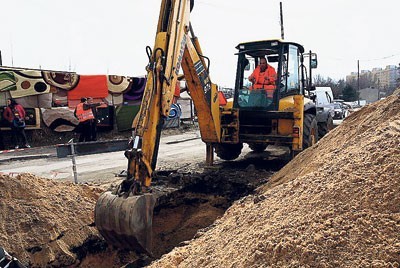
[
  {"left": 0, "top": 148, "right": 31, "bottom": 154},
  {"left": 0, "top": 154, "right": 53, "bottom": 163}
]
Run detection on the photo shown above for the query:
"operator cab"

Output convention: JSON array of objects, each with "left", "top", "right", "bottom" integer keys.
[{"left": 234, "top": 39, "right": 307, "bottom": 111}]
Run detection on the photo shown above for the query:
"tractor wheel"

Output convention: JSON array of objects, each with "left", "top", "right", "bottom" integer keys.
[
  {"left": 215, "top": 143, "right": 243, "bottom": 161},
  {"left": 318, "top": 115, "right": 334, "bottom": 139},
  {"left": 303, "top": 113, "right": 318, "bottom": 149},
  {"left": 249, "top": 143, "right": 267, "bottom": 152}
]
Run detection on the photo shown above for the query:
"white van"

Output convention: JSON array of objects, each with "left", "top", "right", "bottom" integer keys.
[
  {"left": 315, "top": 87, "right": 334, "bottom": 106},
  {"left": 315, "top": 87, "right": 335, "bottom": 118},
  {"left": 314, "top": 87, "right": 335, "bottom": 137}
]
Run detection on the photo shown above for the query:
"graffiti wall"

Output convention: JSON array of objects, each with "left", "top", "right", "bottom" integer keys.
[{"left": 0, "top": 67, "right": 146, "bottom": 132}]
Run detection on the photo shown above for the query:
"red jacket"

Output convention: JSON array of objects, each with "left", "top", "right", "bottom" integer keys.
[
  {"left": 248, "top": 64, "right": 277, "bottom": 89},
  {"left": 3, "top": 104, "right": 26, "bottom": 123},
  {"left": 75, "top": 103, "right": 95, "bottom": 122}
]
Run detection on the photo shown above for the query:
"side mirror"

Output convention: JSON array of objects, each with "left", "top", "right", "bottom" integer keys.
[{"left": 310, "top": 53, "right": 318, "bottom": 69}]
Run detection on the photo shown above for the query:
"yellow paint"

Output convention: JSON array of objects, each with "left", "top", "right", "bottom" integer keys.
[
  {"left": 278, "top": 96, "right": 295, "bottom": 136},
  {"left": 181, "top": 37, "right": 220, "bottom": 143},
  {"left": 277, "top": 95, "right": 304, "bottom": 150},
  {"left": 293, "top": 95, "right": 304, "bottom": 150}
]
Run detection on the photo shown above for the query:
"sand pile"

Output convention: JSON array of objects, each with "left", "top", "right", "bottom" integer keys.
[
  {"left": 0, "top": 174, "right": 137, "bottom": 267},
  {"left": 150, "top": 93, "right": 400, "bottom": 267},
  {"left": 0, "top": 174, "right": 101, "bottom": 266}
]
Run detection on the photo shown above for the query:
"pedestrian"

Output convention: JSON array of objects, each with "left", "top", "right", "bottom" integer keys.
[
  {"left": 0, "top": 128, "right": 5, "bottom": 150},
  {"left": 3, "top": 98, "right": 30, "bottom": 149},
  {"left": 87, "top": 97, "right": 104, "bottom": 141},
  {"left": 74, "top": 97, "right": 94, "bottom": 142}
]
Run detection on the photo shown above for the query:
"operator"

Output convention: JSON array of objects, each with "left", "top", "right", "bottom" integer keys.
[{"left": 248, "top": 57, "right": 277, "bottom": 98}]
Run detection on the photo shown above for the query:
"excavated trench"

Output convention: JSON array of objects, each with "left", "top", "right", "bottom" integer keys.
[{"left": 74, "top": 157, "right": 287, "bottom": 267}]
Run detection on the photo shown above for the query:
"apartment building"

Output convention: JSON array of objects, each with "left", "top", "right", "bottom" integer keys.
[{"left": 346, "top": 65, "right": 400, "bottom": 91}]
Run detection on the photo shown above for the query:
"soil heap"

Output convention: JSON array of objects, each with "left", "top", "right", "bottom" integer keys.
[
  {"left": 150, "top": 93, "right": 400, "bottom": 267},
  {"left": 0, "top": 174, "right": 138, "bottom": 267}
]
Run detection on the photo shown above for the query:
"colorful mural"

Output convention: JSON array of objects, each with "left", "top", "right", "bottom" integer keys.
[
  {"left": 0, "top": 66, "right": 182, "bottom": 134},
  {"left": 41, "top": 108, "right": 79, "bottom": 132},
  {"left": 67, "top": 75, "right": 108, "bottom": 102},
  {"left": 108, "top": 75, "right": 131, "bottom": 94},
  {"left": 0, "top": 67, "right": 145, "bottom": 108},
  {"left": 42, "top": 71, "right": 79, "bottom": 90},
  {"left": 0, "top": 71, "right": 16, "bottom": 92},
  {"left": 123, "top": 77, "right": 146, "bottom": 102},
  {"left": 0, "top": 68, "right": 51, "bottom": 98}
]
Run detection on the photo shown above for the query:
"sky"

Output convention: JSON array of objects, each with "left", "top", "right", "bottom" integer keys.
[{"left": 1, "top": 0, "right": 399, "bottom": 88}]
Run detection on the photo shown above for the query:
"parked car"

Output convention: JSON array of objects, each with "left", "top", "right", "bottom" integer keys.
[
  {"left": 342, "top": 102, "right": 354, "bottom": 117},
  {"left": 314, "top": 87, "right": 335, "bottom": 138},
  {"left": 333, "top": 102, "right": 346, "bottom": 119},
  {"left": 315, "top": 87, "right": 335, "bottom": 118}
]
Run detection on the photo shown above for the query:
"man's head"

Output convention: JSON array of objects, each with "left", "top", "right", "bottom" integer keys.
[
  {"left": 80, "top": 97, "right": 87, "bottom": 103},
  {"left": 259, "top": 57, "right": 268, "bottom": 72},
  {"left": 7, "top": 98, "right": 17, "bottom": 106},
  {"left": 87, "top": 97, "right": 93, "bottom": 104}
]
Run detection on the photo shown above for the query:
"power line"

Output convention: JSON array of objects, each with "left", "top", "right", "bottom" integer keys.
[{"left": 326, "top": 53, "right": 400, "bottom": 62}]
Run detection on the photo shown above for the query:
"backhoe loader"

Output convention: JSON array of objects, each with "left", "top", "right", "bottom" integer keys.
[{"left": 95, "top": 0, "right": 323, "bottom": 255}]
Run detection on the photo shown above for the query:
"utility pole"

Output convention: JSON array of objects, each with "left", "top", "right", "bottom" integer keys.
[
  {"left": 0, "top": 50, "right": 2, "bottom": 66},
  {"left": 357, "top": 60, "right": 360, "bottom": 105},
  {"left": 280, "top": 2, "right": 284, "bottom": 40},
  {"left": 377, "top": 78, "right": 380, "bottom": 100},
  {"left": 10, "top": 39, "right": 14, "bottom": 66}
]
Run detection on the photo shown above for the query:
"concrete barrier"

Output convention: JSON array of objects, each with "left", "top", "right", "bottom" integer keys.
[{"left": 56, "top": 139, "right": 130, "bottom": 158}]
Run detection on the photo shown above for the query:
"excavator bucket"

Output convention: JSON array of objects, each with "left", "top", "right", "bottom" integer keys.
[{"left": 94, "top": 191, "right": 157, "bottom": 255}]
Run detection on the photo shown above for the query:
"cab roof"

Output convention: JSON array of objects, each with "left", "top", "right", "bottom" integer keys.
[{"left": 236, "top": 39, "right": 305, "bottom": 56}]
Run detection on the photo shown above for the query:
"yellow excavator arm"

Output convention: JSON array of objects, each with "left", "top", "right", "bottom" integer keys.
[
  {"left": 124, "top": 0, "right": 221, "bottom": 192},
  {"left": 95, "top": 0, "right": 221, "bottom": 255}
]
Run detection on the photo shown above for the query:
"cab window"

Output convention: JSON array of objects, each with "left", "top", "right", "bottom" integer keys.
[{"left": 280, "top": 45, "right": 300, "bottom": 95}]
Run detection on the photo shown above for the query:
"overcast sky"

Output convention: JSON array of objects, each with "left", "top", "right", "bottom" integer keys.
[{"left": 1, "top": 0, "right": 399, "bottom": 87}]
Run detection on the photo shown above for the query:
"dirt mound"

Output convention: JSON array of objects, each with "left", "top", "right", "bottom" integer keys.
[
  {"left": 0, "top": 174, "right": 138, "bottom": 267},
  {"left": 150, "top": 94, "right": 400, "bottom": 267}
]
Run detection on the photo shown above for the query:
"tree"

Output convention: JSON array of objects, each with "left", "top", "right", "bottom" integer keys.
[
  {"left": 334, "top": 79, "right": 346, "bottom": 98},
  {"left": 313, "top": 75, "right": 345, "bottom": 98},
  {"left": 342, "top": 84, "right": 358, "bottom": 101}
]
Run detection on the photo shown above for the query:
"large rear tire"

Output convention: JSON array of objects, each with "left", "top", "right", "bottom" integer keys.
[
  {"left": 303, "top": 114, "right": 318, "bottom": 149},
  {"left": 318, "top": 115, "right": 333, "bottom": 139},
  {"left": 249, "top": 143, "right": 267, "bottom": 152},
  {"left": 215, "top": 143, "right": 243, "bottom": 160}
]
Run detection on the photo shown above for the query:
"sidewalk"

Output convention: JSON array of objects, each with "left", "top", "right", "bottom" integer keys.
[
  {"left": 0, "top": 131, "right": 201, "bottom": 163},
  {"left": 0, "top": 145, "right": 57, "bottom": 163}
]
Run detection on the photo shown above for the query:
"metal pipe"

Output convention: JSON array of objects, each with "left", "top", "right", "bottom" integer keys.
[
  {"left": 206, "top": 143, "right": 214, "bottom": 166},
  {"left": 68, "top": 138, "right": 78, "bottom": 184},
  {"left": 309, "top": 50, "right": 312, "bottom": 95},
  {"left": 357, "top": 60, "right": 360, "bottom": 105},
  {"left": 280, "top": 2, "right": 284, "bottom": 40}
]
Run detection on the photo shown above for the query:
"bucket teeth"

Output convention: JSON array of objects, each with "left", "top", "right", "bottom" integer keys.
[{"left": 94, "top": 191, "right": 157, "bottom": 255}]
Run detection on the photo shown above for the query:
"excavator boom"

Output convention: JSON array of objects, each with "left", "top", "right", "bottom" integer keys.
[{"left": 95, "top": 0, "right": 221, "bottom": 254}]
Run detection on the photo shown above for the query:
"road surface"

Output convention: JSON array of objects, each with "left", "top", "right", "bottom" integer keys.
[
  {"left": 1, "top": 116, "right": 343, "bottom": 183},
  {"left": 0, "top": 131, "right": 209, "bottom": 183}
]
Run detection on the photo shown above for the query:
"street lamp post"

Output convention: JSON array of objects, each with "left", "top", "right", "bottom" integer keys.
[{"left": 357, "top": 60, "right": 360, "bottom": 105}]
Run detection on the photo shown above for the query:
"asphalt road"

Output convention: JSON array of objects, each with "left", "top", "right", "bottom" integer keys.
[
  {"left": 1, "top": 118, "right": 345, "bottom": 183},
  {"left": 0, "top": 131, "right": 206, "bottom": 183}
]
